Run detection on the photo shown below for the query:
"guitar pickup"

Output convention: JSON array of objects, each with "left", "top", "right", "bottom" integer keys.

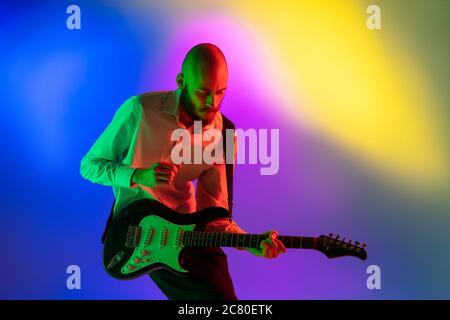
[
  {"left": 145, "top": 227, "right": 155, "bottom": 246},
  {"left": 125, "top": 226, "right": 142, "bottom": 248}
]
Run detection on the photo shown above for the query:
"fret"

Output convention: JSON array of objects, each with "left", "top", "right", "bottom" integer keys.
[{"left": 182, "top": 232, "right": 315, "bottom": 249}]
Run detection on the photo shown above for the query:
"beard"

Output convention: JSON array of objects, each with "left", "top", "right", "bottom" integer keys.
[{"left": 180, "top": 86, "right": 217, "bottom": 124}]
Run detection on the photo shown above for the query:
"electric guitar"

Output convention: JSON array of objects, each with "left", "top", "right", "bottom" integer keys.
[{"left": 103, "top": 199, "right": 367, "bottom": 280}]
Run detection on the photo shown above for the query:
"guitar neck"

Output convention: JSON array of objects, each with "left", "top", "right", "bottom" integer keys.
[{"left": 181, "top": 231, "right": 316, "bottom": 249}]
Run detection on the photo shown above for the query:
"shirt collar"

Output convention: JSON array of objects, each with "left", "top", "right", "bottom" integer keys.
[{"left": 161, "top": 89, "right": 181, "bottom": 119}]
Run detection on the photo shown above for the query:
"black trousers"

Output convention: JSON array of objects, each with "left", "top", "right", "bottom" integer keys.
[{"left": 149, "top": 246, "right": 238, "bottom": 300}]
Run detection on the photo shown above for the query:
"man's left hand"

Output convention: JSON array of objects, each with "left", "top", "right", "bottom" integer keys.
[{"left": 246, "top": 230, "right": 286, "bottom": 259}]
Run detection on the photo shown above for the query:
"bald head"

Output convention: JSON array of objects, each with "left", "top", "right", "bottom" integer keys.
[
  {"left": 177, "top": 43, "right": 228, "bottom": 124},
  {"left": 181, "top": 43, "right": 228, "bottom": 82}
]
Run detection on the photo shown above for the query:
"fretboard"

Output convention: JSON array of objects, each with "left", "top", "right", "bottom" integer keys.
[{"left": 181, "top": 231, "right": 316, "bottom": 249}]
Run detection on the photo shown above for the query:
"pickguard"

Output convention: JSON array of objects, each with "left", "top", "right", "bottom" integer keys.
[{"left": 121, "top": 215, "right": 195, "bottom": 275}]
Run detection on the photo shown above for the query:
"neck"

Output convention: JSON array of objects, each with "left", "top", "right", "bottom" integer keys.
[{"left": 178, "top": 98, "right": 195, "bottom": 128}]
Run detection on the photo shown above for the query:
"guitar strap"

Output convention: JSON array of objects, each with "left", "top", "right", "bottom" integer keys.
[
  {"left": 101, "top": 113, "right": 236, "bottom": 244},
  {"left": 221, "top": 113, "right": 235, "bottom": 223}
]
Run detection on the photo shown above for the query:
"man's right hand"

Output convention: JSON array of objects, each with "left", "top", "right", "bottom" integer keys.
[{"left": 132, "top": 161, "right": 180, "bottom": 188}]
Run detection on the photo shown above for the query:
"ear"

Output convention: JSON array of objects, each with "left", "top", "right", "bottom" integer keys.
[{"left": 176, "top": 73, "right": 185, "bottom": 90}]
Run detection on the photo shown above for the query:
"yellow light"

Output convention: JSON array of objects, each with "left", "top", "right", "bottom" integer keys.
[{"left": 230, "top": 0, "right": 448, "bottom": 187}]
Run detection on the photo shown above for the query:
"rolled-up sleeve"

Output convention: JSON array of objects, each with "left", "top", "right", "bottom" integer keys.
[{"left": 80, "top": 96, "right": 141, "bottom": 188}]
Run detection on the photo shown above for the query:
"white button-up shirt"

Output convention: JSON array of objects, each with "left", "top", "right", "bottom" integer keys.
[{"left": 80, "top": 89, "right": 245, "bottom": 233}]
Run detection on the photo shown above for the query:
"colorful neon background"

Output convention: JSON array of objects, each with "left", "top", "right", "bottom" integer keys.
[{"left": 1, "top": 0, "right": 449, "bottom": 299}]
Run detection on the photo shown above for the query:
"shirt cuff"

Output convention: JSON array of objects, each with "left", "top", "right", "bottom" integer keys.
[{"left": 115, "top": 166, "right": 136, "bottom": 188}]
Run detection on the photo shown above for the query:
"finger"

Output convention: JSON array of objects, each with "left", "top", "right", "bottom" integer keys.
[
  {"left": 272, "top": 241, "right": 279, "bottom": 254},
  {"left": 157, "top": 162, "right": 180, "bottom": 171},
  {"left": 263, "top": 242, "right": 272, "bottom": 259},
  {"left": 154, "top": 167, "right": 174, "bottom": 175},
  {"left": 154, "top": 169, "right": 176, "bottom": 181},
  {"left": 262, "top": 242, "right": 271, "bottom": 258},
  {"left": 275, "top": 239, "right": 286, "bottom": 253},
  {"left": 156, "top": 169, "right": 177, "bottom": 178},
  {"left": 155, "top": 172, "right": 171, "bottom": 179},
  {"left": 266, "top": 235, "right": 277, "bottom": 249},
  {"left": 268, "top": 231, "right": 282, "bottom": 252},
  {"left": 261, "top": 240, "right": 269, "bottom": 258},
  {"left": 160, "top": 161, "right": 181, "bottom": 169},
  {"left": 155, "top": 174, "right": 171, "bottom": 182},
  {"left": 269, "top": 237, "right": 278, "bottom": 251}
]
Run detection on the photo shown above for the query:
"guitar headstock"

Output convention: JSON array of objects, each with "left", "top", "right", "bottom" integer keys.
[{"left": 317, "top": 233, "right": 367, "bottom": 260}]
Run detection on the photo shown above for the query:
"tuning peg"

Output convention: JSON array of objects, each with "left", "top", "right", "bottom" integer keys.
[
  {"left": 355, "top": 241, "right": 360, "bottom": 246},
  {"left": 341, "top": 237, "right": 346, "bottom": 242},
  {"left": 362, "top": 243, "right": 367, "bottom": 249},
  {"left": 329, "top": 233, "right": 334, "bottom": 237},
  {"left": 348, "top": 240, "right": 352, "bottom": 244},
  {"left": 335, "top": 234, "right": 340, "bottom": 240}
]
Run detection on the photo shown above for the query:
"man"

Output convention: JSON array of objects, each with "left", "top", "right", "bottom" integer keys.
[{"left": 80, "top": 43, "right": 286, "bottom": 300}]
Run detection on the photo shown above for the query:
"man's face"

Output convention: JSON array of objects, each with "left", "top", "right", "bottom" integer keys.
[{"left": 180, "top": 63, "right": 228, "bottom": 124}]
